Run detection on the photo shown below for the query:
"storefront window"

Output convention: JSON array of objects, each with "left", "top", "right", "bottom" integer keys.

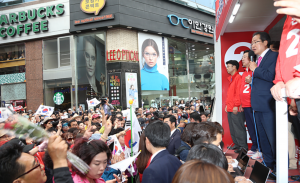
[
  {"left": 141, "top": 37, "right": 214, "bottom": 109},
  {"left": 44, "top": 79, "right": 72, "bottom": 111},
  {"left": 43, "top": 37, "right": 71, "bottom": 70},
  {"left": 0, "top": 0, "right": 36, "bottom": 8},
  {"left": 75, "top": 32, "right": 106, "bottom": 110}
]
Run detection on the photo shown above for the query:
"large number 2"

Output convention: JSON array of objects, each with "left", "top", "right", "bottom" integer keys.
[
  {"left": 243, "top": 84, "right": 250, "bottom": 93},
  {"left": 286, "top": 29, "right": 300, "bottom": 58}
]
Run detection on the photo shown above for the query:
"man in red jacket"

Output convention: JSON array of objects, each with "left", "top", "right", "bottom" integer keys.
[
  {"left": 240, "top": 50, "right": 258, "bottom": 156},
  {"left": 225, "top": 60, "right": 248, "bottom": 153}
]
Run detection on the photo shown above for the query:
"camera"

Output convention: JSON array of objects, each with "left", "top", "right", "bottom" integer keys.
[{"left": 100, "top": 97, "right": 107, "bottom": 105}]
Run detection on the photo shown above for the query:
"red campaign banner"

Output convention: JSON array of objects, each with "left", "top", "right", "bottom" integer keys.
[
  {"left": 221, "top": 32, "right": 256, "bottom": 148},
  {"left": 215, "top": 0, "right": 234, "bottom": 40}
]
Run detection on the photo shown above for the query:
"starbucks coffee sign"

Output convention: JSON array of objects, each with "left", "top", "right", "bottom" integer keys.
[
  {"left": 0, "top": 0, "right": 70, "bottom": 44},
  {"left": 0, "top": 4, "right": 64, "bottom": 38},
  {"left": 53, "top": 92, "right": 64, "bottom": 105}
]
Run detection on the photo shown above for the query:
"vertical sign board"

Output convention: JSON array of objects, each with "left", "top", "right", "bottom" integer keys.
[
  {"left": 221, "top": 32, "right": 256, "bottom": 149},
  {"left": 125, "top": 73, "right": 139, "bottom": 109},
  {"left": 215, "top": 0, "right": 234, "bottom": 41},
  {"left": 108, "top": 73, "right": 121, "bottom": 107}
]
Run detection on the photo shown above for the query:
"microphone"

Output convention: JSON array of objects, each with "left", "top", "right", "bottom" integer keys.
[{"left": 248, "top": 50, "right": 256, "bottom": 62}]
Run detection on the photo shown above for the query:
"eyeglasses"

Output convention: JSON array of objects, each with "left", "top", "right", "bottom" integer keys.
[
  {"left": 251, "top": 40, "right": 261, "bottom": 46},
  {"left": 144, "top": 52, "right": 157, "bottom": 58},
  {"left": 167, "top": 14, "right": 189, "bottom": 29},
  {"left": 16, "top": 157, "right": 41, "bottom": 179}
]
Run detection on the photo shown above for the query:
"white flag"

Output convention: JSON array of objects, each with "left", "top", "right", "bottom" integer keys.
[
  {"left": 35, "top": 105, "right": 54, "bottom": 116},
  {"left": 123, "top": 109, "right": 142, "bottom": 158},
  {"left": 86, "top": 98, "right": 100, "bottom": 108},
  {"left": 108, "top": 151, "right": 140, "bottom": 172},
  {"left": 0, "top": 107, "right": 13, "bottom": 122},
  {"left": 112, "top": 135, "right": 124, "bottom": 156}
]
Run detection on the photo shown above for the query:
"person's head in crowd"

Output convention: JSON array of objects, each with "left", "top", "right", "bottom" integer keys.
[
  {"left": 138, "top": 108, "right": 143, "bottom": 115},
  {"left": 144, "top": 121, "right": 170, "bottom": 154},
  {"left": 181, "top": 123, "right": 198, "bottom": 146},
  {"left": 190, "top": 105, "right": 195, "bottom": 111},
  {"left": 173, "top": 112, "right": 178, "bottom": 119},
  {"left": 69, "top": 119, "right": 79, "bottom": 129},
  {"left": 41, "top": 118, "right": 54, "bottom": 131},
  {"left": 168, "top": 107, "right": 173, "bottom": 114},
  {"left": 92, "top": 122, "right": 101, "bottom": 131},
  {"left": 0, "top": 139, "right": 47, "bottom": 183},
  {"left": 145, "top": 112, "right": 152, "bottom": 119},
  {"left": 78, "top": 121, "right": 85, "bottom": 131},
  {"left": 68, "top": 108, "right": 72, "bottom": 114},
  {"left": 158, "top": 113, "right": 164, "bottom": 121},
  {"left": 178, "top": 118, "right": 188, "bottom": 128},
  {"left": 186, "top": 143, "right": 228, "bottom": 170},
  {"left": 269, "top": 41, "right": 280, "bottom": 52},
  {"left": 136, "top": 131, "right": 152, "bottom": 174},
  {"left": 72, "top": 138, "right": 111, "bottom": 180},
  {"left": 68, "top": 128, "right": 80, "bottom": 138},
  {"left": 62, "top": 122, "right": 69, "bottom": 132},
  {"left": 0, "top": 130, "right": 11, "bottom": 142},
  {"left": 115, "top": 112, "right": 123, "bottom": 118},
  {"left": 92, "top": 114, "right": 101, "bottom": 123},
  {"left": 163, "top": 115, "right": 177, "bottom": 132},
  {"left": 35, "top": 115, "right": 40, "bottom": 123},
  {"left": 191, "top": 123, "right": 222, "bottom": 147},
  {"left": 172, "top": 160, "right": 233, "bottom": 183},
  {"left": 190, "top": 112, "right": 201, "bottom": 123},
  {"left": 200, "top": 113, "right": 208, "bottom": 122},
  {"left": 178, "top": 106, "right": 184, "bottom": 113},
  {"left": 180, "top": 100, "right": 184, "bottom": 104},
  {"left": 158, "top": 107, "right": 162, "bottom": 112},
  {"left": 252, "top": 32, "right": 270, "bottom": 56},
  {"left": 149, "top": 107, "right": 153, "bottom": 113},
  {"left": 226, "top": 60, "right": 239, "bottom": 75},
  {"left": 50, "top": 114, "right": 56, "bottom": 119},
  {"left": 63, "top": 132, "right": 74, "bottom": 144},
  {"left": 47, "top": 127, "right": 58, "bottom": 136},
  {"left": 242, "top": 50, "right": 256, "bottom": 69},
  {"left": 136, "top": 113, "right": 141, "bottom": 118},
  {"left": 116, "top": 128, "right": 125, "bottom": 147},
  {"left": 59, "top": 111, "right": 63, "bottom": 117}
]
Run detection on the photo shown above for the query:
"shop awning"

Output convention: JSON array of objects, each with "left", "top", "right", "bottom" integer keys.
[{"left": 215, "top": 0, "right": 281, "bottom": 40}]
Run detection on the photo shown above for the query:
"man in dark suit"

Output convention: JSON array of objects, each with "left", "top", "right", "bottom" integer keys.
[
  {"left": 248, "top": 32, "right": 278, "bottom": 173},
  {"left": 164, "top": 115, "right": 181, "bottom": 155},
  {"left": 143, "top": 121, "right": 182, "bottom": 183}
]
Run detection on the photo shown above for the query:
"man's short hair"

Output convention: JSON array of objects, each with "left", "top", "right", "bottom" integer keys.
[
  {"left": 145, "top": 121, "right": 170, "bottom": 148},
  {"left": 68, "top": 119, "right": 77, "bottom": 127},
  {"left": 0, "top": 140, "right": 25, "bottom": 183},
  {"left": 190, "top": 112, "right": 201, "bottom": 122},
  {"left": 191, "top": 122, "right": 218, "bottom": 146},
  {"left": 163, "top": 115, "right": 176, "bottom": 125},
  {"left": 200, "top": 113, "right": 207, "bottom": 117},
  {"left": 226, "top": 60, "right": 239, "bottom": 70},
  {"left": 253, "top": 31, "right": 271, "bottom": 47},
  {"left": 186, "top": 143, "right": 228, "bottom": 170}
]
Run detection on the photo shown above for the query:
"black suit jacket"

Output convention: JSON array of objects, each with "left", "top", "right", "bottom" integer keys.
[
  {"left": 167, "top": 129, "right": 181, "bottom": 155},
  {"left": 142, "top": 150, "right": 182, "bottom": 183},
  {"left": 251, "top": 50, "right": 278, "bottom": 112}
]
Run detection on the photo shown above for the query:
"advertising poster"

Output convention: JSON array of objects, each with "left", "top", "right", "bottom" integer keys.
[
  {"left": 76, "top": 34, "right": 106, "bottom": 109},
  {"left": 108, "top": 73, "right": 121, "bottom": 106},
  {"left": 138, "top": 32, "right": 169, "bottom": 91},
  {"left": 125, "top": 73, "right": 139, "bottom": 108}
]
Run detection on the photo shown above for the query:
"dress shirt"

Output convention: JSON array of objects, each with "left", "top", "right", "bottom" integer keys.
[
  {"left": 170, "top": 129, "right": 176, "bottom": 137},
  {"left": 258, "top": 48, "right": 270, "bottom": 61}
]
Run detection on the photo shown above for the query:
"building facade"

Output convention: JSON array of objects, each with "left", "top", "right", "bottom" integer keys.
[{"left": 0, "top": 0, "right": 215, "bottom": 111}]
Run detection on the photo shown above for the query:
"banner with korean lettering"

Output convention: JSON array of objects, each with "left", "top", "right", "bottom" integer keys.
[{"left": 108, "top": 73, "right": 122, "bottom": 106}]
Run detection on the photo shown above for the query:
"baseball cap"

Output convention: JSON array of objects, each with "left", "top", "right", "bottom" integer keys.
[{"left": 92, "top": 114, "right": 100, "bottom": 119}]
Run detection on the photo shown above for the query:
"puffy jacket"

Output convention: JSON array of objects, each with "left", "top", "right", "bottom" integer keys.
[{"left": 226, "top": 72, "right": 242, "bottom": 112}]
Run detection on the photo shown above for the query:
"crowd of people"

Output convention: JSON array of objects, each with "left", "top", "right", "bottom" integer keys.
[{"left": 1, "top": 0, "right": 300, "bottom": 182}]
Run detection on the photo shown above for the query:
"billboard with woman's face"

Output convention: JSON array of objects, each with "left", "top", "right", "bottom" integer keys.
[
  {"left": 138, "top": 33, "right": 169, "bottom": 91},
  {"left": 76, "top": 33, "right": 106, "bottom": 108}
]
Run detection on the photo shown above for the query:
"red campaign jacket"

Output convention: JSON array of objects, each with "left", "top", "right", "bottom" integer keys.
[
  {"left": 240, "top": 68, "right": 252, "bottom": 108},
  {"left": 226, "top": 72, "right": 242, "bottom": 112},
  {"left": 274, "top": 15, "right": 300, "bottom": 84}
]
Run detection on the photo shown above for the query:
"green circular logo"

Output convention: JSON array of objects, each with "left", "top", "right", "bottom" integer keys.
[{"left": 53, "top": 92, "right": 64, "bottom": 105}]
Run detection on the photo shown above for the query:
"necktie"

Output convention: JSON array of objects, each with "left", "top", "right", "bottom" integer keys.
[{"left": 257, "top": 56, "right": 262, "bottom": 67}]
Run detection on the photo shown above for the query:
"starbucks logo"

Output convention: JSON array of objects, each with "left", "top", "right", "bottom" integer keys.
[{"left": 53, "top": 92, "right": 64, "bottom": 105}]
